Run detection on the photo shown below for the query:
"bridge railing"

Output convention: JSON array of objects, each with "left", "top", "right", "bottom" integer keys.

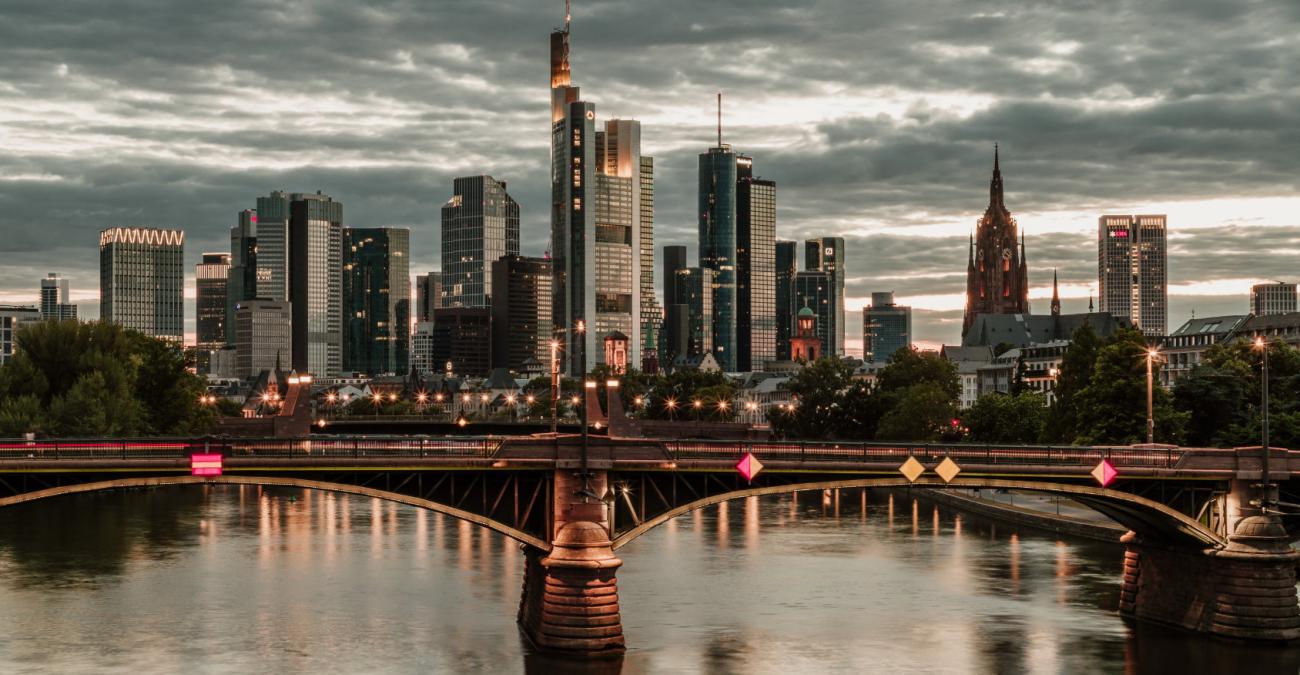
[
  {"left": 0, "top": 437, "right": 502, "bottom": 460},
  {"left": 663, "top": 441, "right": 1184, "bottom": 469}
]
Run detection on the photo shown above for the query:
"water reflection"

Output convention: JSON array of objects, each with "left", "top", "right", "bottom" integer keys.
[{"left": 0, "top": 486, "right": 1294, "bottom": 674}]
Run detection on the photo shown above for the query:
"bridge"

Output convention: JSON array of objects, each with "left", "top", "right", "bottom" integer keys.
[{"left": 0, "top": 435, "right": 1297, "bottom": 654}]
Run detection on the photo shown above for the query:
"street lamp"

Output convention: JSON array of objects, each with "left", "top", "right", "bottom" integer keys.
[
  {"left": 1144, "top": 347, "right": 1161, "bottom": 445},
  {"left": 665, "top": 397, "right": 678, "bottom": 420},
  {"left": 1254, "top": 337, "right": 1274, "bottom": 506}
]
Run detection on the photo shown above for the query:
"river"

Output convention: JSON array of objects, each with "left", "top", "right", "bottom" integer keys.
[{"left": 0, "top": 485, "right": 1295, "bottom": 674}]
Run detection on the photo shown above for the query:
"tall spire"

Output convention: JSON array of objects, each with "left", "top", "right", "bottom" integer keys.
[
  {"left": 989, "top": 143, "right": 1004, "bottom": 210},
  {"left": 1051, "top": 269, "right": 1061, "bottom": 317},
  {"left": 566, "top": 0, "right": 571, "bottom": 28}
]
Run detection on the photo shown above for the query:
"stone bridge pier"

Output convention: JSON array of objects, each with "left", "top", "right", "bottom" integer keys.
[
  {"left": 518, "top": 468, "right": 625, "bottom": 657},
  {"left": 1120, "top": 479, "right": 1300, "bottom": 641}
]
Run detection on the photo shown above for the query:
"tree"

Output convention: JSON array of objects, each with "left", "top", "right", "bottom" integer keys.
[
  {"left": 1072, "top": 328, "right": 1186, "bottom": 445},
  {"left": 964, "top": 391, "right": 1047, "bottom": 444},
  {"left": 876, "top": 382, "right": 959, "bottom": 442},
  {"left": 0, "top": 394, "right": 45, "bottom": 438},
  {"left": 1042, "top": 323, "right": 1102, "bottom": 443},
  {"left": 875, "top": 347, "right": 959, "bottom": 400},
  {"left": 768, "top": 357, "right": 857, "bottom": 439}
]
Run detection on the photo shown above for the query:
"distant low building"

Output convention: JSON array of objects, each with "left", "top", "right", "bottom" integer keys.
[
  {"left": 941, "top": 345, "right": 993, "bottom": 409},
  {"left": 1161, "top": 315, "right": 1250, "bottom": 386},
  {"left": 0, "top": 305, "right": 41, "bottom": 365},
  {"left": 1228, "top": 312, "right": 1300, "bottom": 350},
  {"left": 962, "top": 311, "right": 1131, "bottom": 349}
]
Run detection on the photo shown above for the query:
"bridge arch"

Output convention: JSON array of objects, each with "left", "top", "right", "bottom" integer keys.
[
  {"left": 0, "top": 475, "right": 550, "bottom": 550},
  {"left": 610, "top": 476, "right": 1226, "bottom": 551}
]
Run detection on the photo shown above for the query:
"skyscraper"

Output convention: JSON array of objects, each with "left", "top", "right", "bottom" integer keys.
[
  {"left": 1251, "top": 282, "right": 1297, "bottom": 316},
  {"left": 638, "top": 155, "right": 661, "bottom": 369},
  {"left": 661, "top": 245, "right": 690, "bottom": 365},
  {"left": 549, "top": 7, "right": 645, "bottom": 374},
  {"left": 288, "top": 192, "right": 343, "bottom": 376},
  {"left": 343, "top": 228, "right": 411, "bottom": 376},
  {"left": 441, "top": 175, "right": 520, "bottom": 309},
  {"left": 804, "top": 237, "right": 845, "bottom": 356},
  {"left": 234, "top": 299, "right": 292, "bottom": 380},
  {"left": 1099, "top": 214, "right": 1168, "bottom": 337},
  {"left": 416, "top": 273, "right": 442, "bottom": 322},
  {"left": 736, "top": 155, "right": 776, "bottom": 371},
  {"left": 196, "top": 253, "right": 231, "bottom": 371},
  {"left": 963, "top": 147, "right": 1029, "bottom": 338},
  {"left": 39, "top": 273, "right": 77, "bottom": 321},
  {"left": 792, "top": 271, "right": 830, "bottom": 359},
  {"left": 775, "top": 240, "right": 797, "bottom": 360},
  {"left": 672, "top": 267, "right": 715, "bottom": 361},
  {"left": 227, "top": 209, "right": 258, "bottom": 340},
  {"left": 99, "top": 227, "right": 184, "bottom": 342},
  {"left": 491, "top": 255, "right": 553, "bottom": 372},
  {"left": 699, "top": 135, "right": 738, "bottom": 371},
  {"left": 254, "top": 192, "right": 292, "bottom": 301},
  {"left": 863, "top": 291, "right": 912, "bottom": 362}
]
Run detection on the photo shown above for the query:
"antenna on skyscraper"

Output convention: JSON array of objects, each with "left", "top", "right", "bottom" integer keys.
[
  {"left": 565, "top": 0, "right": 571, "bottom": 27},
  {"left": 717, "top": 92, "right": 723, "bottom": 148}
]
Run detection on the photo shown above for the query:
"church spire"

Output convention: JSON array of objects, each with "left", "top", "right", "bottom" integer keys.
[
  {"left": 989, "top": 144, "right": 1004, "bottom": 210},
  {"left": 1051, "top": 269, "right": 1061, "bottom": 317}
]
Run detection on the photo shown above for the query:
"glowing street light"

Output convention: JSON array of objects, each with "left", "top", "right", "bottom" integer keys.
[
  {"left": 1144, "top": 347, "right": 1162, "bottom": 444},
  {"left": 1254, "top": 337, "right": 1274, "bottom": 507}
]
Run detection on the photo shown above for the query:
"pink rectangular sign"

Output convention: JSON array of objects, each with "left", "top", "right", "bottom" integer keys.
[{"left": 191, "top": 453, "right": 223, "bottom": 476}]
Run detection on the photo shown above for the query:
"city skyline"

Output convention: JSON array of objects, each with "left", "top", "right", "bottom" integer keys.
[{"left": 2, "top": 1, "right": 1299, "bottom": 351}]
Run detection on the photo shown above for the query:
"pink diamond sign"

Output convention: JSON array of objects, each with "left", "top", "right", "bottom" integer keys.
[
  {"left": 1091, "top": 458, "right": 1118, "bottom": 487},
  {"left": 191, "top": 453, "right": 223, "bottom": 477},
  {"left": 736, "top": 453, "right": 764, "bottom": 482}
]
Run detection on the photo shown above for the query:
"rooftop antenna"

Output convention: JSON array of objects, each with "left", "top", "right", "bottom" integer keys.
[
  {"left": 565, "top": 0, "right": 571, "bottom": 28},
  {"left": 717, "top": 92, "right": 722, "bottom": 148}
]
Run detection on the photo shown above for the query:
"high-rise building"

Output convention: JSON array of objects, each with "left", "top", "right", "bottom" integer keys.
[
  {"left": 661, "top": 245, "right": 690, "bottom": 365},
  {"left": 963, "top": 147, "right": 1029, "bottom": 338},
  {"left": 672, "top": 267, "right": 715, "bottom": 360},
  {"left": 441, "top": 175, "right": 520, "bottom": 309},
  {"left": 863, "top": 291, "right": 912, "bottom": 362},
  {"left": 416, "top": 273, "right": 442, "bottom": 322},
  {"left": 39, "top": 273, "right": 77, "bottom": 321},
  {"left": 699, "top": 141, "right": 738, "bottom": 371},
  {"left": 227, "top": 209, "right": 258, "bottom": 340},
  {"left": 343, "top": 228, "right": 410, "bottom": 376},
  {"left": 411, "top": 321, "right": 436, "bottom": 375},
  {"left": 1, "top": 305, "right": 41, "bottom": 365},
  {"left": 430, "top": 308, "right": 492, "bottom": 377},
  {"left": 491, "top": 255, "right": 553, "bottom": 372},
  {"left": 548, "top": 8, "right": 645, "bottom": 375},
  {"left": 1099, "top": 214, "right": 1168, "bottom": 337},
  {"left": 638, "top": 155, "right": 661, "bottom": 369},
  {"left": 234, "top": 299, "right": 292, "bottom": 380},
  {"left": 736, "top": 156, "right": 776, "bottom": 371},
  {"left": 254, "top": 192, "right": 292, "bottom": 302},
  {"left": 792, "top": 271, "right": 830, "bottom": 359},
  {"left": 288, "top": 192, "right": 343, "bottom": 376},
  {"left": 99, "top": 227, "right": 184, "bottom": 341},
  {"left": 804, "top": 237, "right": 845, "bottom": 356},
  {"left": 1251, "top": 282, "right": 1297, "bottom": 317},
  {"left": 775, "top": 240, "right": 797, "bottom": 361},
  {"left": 196, "top": 253, "right": 231, "bottom": 372}
]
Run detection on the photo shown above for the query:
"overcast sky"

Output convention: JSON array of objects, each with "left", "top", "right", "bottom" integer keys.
[{"left": 1, "top": 0, "right": 1298, "bottom": 351}]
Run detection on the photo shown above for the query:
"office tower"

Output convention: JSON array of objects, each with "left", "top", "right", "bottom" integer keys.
[
  {"left": 672, "top": 267, "right": 715, "bottom": 360},
  {"left": 99, "top": 227, "right": 184, "bottom": 341},
  {"left": 699, "top": 122, "right": 738, "bottom": 370},
  {"left": 196, "top": 253, "right": 231, "bottom": 372},
  {"left": 638, "top": 155, "right": 661, "bottom": 368},
  {"left": 736, "top": 156, "right": 776, "bottom": 371},
  {"left": 775, "top": 240, "right": 797, "bottom": 360},
  {"left": 430, "top": 308, "right": 492, "bottom": 377},
  {"left": 1251, "top": 282, "right": 1297, "bottom": 316},
  {"left": 411, "top": 322, "right": 436, "bottom": 375},
  {"left": 661, "top": 245, "right": 690, "bottom": 365},
  {"left": 804, "top": 237, "right": 845, "bottom": 356},
  {"left": 963, "top": 147, "right": 1029, "bottom": 338},
  {"left": 863, "top": 291, "right": 912, "bottom": 362},
  {"left": 548, "top": 7, "right": 645, "bottom": 374},
  {"left": 288, "top": 192, "right": 343, "bottom": 376},
  {"left": 234, "top": 300, "right": 292, "bottom": 380},
  {"left": 254, "top": 192, "right": 291, "bottom": 301},
  {"left": 343, "top": 228, "right": 411, "bottom": 376},
  {"left": 1099, "top": 214, "right": 1168, "bottom": 337},
  {"left": 416, "top": 273, "right": 442, "bottom": 322},
  {"left": 0, "top": 305, "right": 41, "bottom": 365},
  {"left": 792, "top": 271, "right": 830, "bottom": 359},
  {"left": 491, "top": 255, "right": 553, "bottom": 372},
  {"left": 441, "top": 175, "right": 520, "bottom": 308},
  {"left": 39, "top": 273, "right": 77, "bottom": 321},
  {"left": 227, "top": 209, "right": 258, "bottom": 339}
]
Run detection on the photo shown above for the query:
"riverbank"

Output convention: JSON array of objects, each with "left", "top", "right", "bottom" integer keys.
[{"left": 916, "top": 488, "right": 1128, "bottom": 543}]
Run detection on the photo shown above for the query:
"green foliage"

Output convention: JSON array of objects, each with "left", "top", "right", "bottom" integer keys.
[
  {"left": 0, "top": 321, "right": 214, "bottom": 438},
  {"left": 1174, "top": 340, "right": 1300, "bottom": 448},
  {"left": 641, "top": 368, "right": 729, "bottom": 420},
  {"left": 875, "top": 347, "right": 960, "bottom": 400},
  {"left": 1042, "top": 323, "right": 1102, "bottom": 444},
  {"left": 767, "top": 358, "right": 855, "bottom": 439},
  {"left": 876, "top": 381, "right": 959, "bottom": 442},
  {"left": 964, "top": 391, "right": 1047, "bottom": 444},
  {"left": 1069, "top": 327, "right": 1186, "bottom": 445}
]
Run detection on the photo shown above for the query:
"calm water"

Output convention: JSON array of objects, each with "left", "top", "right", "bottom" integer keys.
[{"left": 0, "top": 486, "right": 1295, "bottom": 674}]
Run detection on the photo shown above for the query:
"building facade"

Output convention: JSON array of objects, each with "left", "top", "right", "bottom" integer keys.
[
  {"left": 196, "top": 253, "right": 231, "bottom": 372},
  {"left": 736, "top": 157, "right": 776, "bottom": 372},
  {"left": 288, "top": 192, "right": 343, "bottom": 376},
  {"left": 775, "top": 240, "right": 797, "bottom": 361},
  {"left": 234, "top": 300, "right": 292, "bottom": 380},
  {"left": 343, "top": 228, "right": 411, "bottom": 376},
  {"left": 1161, "top": 315, "right": 1249, "bottom": 387},
  {"left": 0, "top": 305, "right": 41, "bottom": 365},
  {"left": 792, "top": 271, "right": 831, "bottom": 359},
  {"left": 254, "top": 192, "right": 291, "bottom": 302},
  {"left": 638, "top": 155, "right": 661, "bottom": 369},
  {"left": 661, "top": 245, "right": 689, "bottom": 365},
  {"left": 1099, "top": 214, "right": 1168, "bottom": 337},
  {"left": 699, "top": 144, "right": 738, "bottom": 370},
  {"left": 491, "top": 255, "right": 552, "bottom": 373},
  {"left": 804, "top": 237, "right": 845, "bottom": 356},
  {"left": 416, "top": 273, "right": 441, "bottom": 323},
  {"left": 672, "top": 267, "right": 715, "bottom": 361},
  {"left": 430, "top": 308, "right": 492, "bottom": 377},
  {"left": 227, "top": 209, "right": 258, "bottom": 340},
  {"left": 1251, "top": 282, "right": 1297, "bottom": 317},
  {"left": 863, "top": 291, "right": 912, "bottom": 362},
  {"left": 963, "top": 148, "right": 1029, "bottom": 338},
  {"left": 441, "top": 175, "right": 520, "bottom": 309},
  {"left": 99, "top": 227, "right": 184, "bottom": 341},
  {"left": 39, "top": 273, "right": 77, "bottom": 321}
]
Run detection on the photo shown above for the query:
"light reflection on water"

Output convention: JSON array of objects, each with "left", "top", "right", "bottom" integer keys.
[{"left": 0, "top": 485, "right": 1294, "bottom": 674}]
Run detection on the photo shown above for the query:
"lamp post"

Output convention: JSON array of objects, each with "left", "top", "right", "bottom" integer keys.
[
  {"left": 1145, "top": 348, "right": 1160, "bottom": 445},
  {"left": 1255, "top": 337, "right": 1273, "bottom": 507},
  {"left": 550, "top": 339, "right": 560, "bottom": 434}
]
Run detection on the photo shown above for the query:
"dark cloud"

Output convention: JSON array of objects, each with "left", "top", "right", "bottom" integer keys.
[{"left": 0, "top": 0, "right": 1297, "bottom": 347}]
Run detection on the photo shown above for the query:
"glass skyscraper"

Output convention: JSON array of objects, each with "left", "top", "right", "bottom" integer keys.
[
  {"left": 673, "top": 267, "right": 715, "bottom": 361},
  {"left": 863, "top": 291, "right": 912, "bottom": 362},
  {"left": 343, "top": 228, "right": 410, "bottom": 376},
  {"left": 699, "top": 145, "right": 738, "bottom": 371},
  {"left": 99, "top": 227, "right": 184, "bottom": 342},
  {"left": 736, "top": 156, "right": 776, "bottom": 371},
  {"left": 491, "top": 255, "right": 553, "bottom": 372},
  {"left": 441, "top": 175, "right": 520, "bottom": 309},
  {"left": 288, "top": 192, "right": 343, "bottom": 376},
  {"left": 804, "top": 237, "right": 845, "bottom": 356},
  {"left": 196, "top": 253, "right": 231, "bottom": 372},
  {"left": 775, "top": 240, "right": 797, "bottom": 360},
  {"left": 793, "top": 271, "right": 831, "bottom": 360},
  {"left": 39, "top": 273, "right": 76, "bottom": 321},
  {"left": 226, "top": 209, "right": 258, "bottom": 341},
  {"left": 254, "top": 192, "right": 291, "bottom": 302}
]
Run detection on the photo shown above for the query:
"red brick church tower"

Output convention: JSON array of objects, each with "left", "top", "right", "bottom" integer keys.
[{"left": 963, "top": 146, "right": 1030, "bottom": 337}]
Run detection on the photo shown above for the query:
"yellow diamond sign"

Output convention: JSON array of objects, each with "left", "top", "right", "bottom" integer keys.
[
  {"left": 899, "top": 456, "right": 926, "bottom": 483},
  {"left": 935, "top": 457, "right": 962, "bottom": 484}
]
